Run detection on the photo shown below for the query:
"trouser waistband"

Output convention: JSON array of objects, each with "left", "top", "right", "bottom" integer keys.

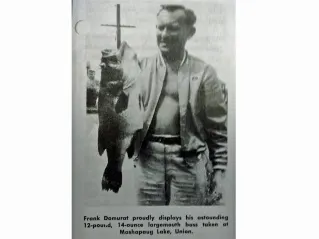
[
  {"left": 146, "top": 135, "right": 181, "bottom": 145},
  {"left": 141, "top": 136, "right": 199, "bottom": 158}
]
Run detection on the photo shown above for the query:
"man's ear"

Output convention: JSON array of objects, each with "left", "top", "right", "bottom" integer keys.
[{"left": 187, "top": 26, "right": 196, "bottom": 39}]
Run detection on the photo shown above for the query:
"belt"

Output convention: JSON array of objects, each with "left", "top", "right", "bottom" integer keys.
[
  {"left": 147, "top": 135, "right": 181, "bottom": 145},
  {"left": 142, "top": 135, "right": 200, "bottom": 157}
]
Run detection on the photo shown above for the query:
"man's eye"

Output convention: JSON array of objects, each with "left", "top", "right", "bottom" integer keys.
[{"left": 157, "top": 26, "right": 164, "bottom": 31}]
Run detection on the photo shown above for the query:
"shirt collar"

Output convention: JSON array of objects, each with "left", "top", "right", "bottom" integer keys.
[
  {"left": 158, "top": 50, "right": 188, "bottom": 67},
  {"left": 180, "top": 50, "right": 187, "bottom": 66}
]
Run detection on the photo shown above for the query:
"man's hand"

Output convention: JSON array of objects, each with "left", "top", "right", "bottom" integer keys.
[
  {"left": 206, "top": 170, "right": 225, "bottom": 205},
  {"left": 99, "top": 42, "right": 140, "bottom": 100}
]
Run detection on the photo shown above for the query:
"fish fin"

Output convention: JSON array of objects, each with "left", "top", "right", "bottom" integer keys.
[
  {"left": 115, "top": 91, "right": 129, "bottom": 113},
  {"left": 127, "top": 141, "right": 134, "bottom": 159},
  {"left": 98, "top": 127, "right": 106, "bottom": 156},
  {"left": 126, "top": 130, "right": 141, "bottom": 159}
]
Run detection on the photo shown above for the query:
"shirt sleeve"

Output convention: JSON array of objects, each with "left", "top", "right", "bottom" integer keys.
[{"left": 201, "top": 66, "right": 228, "bottom": 171}]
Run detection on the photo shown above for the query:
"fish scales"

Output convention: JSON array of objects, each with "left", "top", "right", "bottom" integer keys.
[{"left": 97, "top": 42, "right": 143, "bottom": 193}]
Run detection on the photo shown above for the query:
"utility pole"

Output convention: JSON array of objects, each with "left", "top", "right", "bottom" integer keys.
[{"left": 101, "top": 4, "right": 136, "bottom": 49}]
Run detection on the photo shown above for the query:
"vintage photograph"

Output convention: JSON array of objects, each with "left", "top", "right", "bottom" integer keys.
[{"left": 81, "top": 1, "right": 235, "bottom": 206}]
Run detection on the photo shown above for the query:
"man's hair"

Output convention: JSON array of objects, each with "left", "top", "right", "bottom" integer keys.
[{"left": 157, "top": 4, "right": 197, "bottom": 26}]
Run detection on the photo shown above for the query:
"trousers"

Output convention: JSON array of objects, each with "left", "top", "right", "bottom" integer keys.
[{"left": 133, "top": 139, "right": 209, "bottom": 206}]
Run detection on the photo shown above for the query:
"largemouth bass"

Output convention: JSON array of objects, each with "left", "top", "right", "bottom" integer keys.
[{"left": 98, "top": 42, "right": 143, "bottom": 193}]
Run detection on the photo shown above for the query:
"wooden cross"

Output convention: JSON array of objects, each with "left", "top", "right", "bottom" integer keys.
[{"left": 101, "top": 4, "right": 136, "bottom": 49}]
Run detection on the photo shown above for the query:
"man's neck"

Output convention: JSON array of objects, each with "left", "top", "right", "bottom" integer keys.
[
  {"left": 161, "top": 50, "right": 186, "bottom": 72},
  {"left": 162, "top": 50, "right": 185, "bottom": 64}
]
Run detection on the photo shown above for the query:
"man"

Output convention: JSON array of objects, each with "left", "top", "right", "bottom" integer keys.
[
  {"left": 108, "top": 5, "right": 228, "bottom": 206},
  {"left": 86, "top": 69, "right": 99, "bottom": 110}
]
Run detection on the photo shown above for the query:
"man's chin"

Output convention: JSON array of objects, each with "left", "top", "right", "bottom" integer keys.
[{"left": 159, "top": 47, "right": 173, "bottom": 57}]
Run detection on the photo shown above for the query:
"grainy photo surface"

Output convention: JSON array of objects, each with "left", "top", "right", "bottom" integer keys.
[{"left": 73, "top": 0, "right": 235, "bottom": 238}]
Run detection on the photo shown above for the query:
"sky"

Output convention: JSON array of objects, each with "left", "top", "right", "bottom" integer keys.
[{"left": 74, "top": 0, "right": 235, "bottom": 85}]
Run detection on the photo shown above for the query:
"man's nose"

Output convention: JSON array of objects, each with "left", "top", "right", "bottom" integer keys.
[{"left": 161, "top": 28, "right": 169, "bottom": 39}]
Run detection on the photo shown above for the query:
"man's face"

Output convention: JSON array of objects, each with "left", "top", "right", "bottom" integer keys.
[{"left": 156, "top": 9, "right": 193, "bottom": 57}]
